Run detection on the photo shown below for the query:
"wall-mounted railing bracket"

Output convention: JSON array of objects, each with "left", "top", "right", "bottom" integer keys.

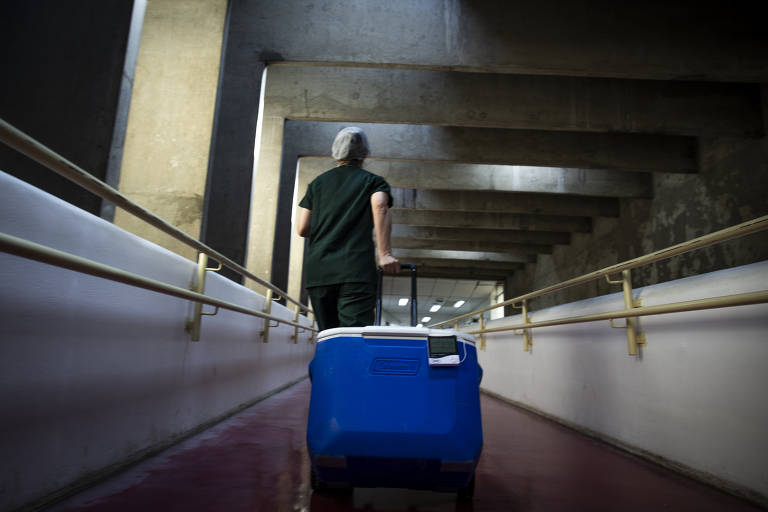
[
  {"left": 606, "top": 269, "right": 644, "bottom": 356},
  {"left": 290, "top": 307, "right": 302, "bottom": 344},
  {"left": 260, "top": 289, "right": 274, "bottom": 343},
  {"left": 478, "top": 315, "right": 486, "bottom": 351},
  {"left": 185, "top": 252, "right": 220, "bottom": 341},
  {"left": 511, "top": 300, "right": 533, "bottom": 352}
]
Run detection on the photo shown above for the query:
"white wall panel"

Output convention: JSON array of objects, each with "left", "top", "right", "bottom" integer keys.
[
  {"left": 0, "top": 171, "right": 314, "bottom": 510},
  {"left": 478, "top": 260, "right": 768, "bottom": 499}
]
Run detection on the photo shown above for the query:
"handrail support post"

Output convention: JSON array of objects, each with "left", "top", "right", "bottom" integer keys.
[
  {"left": 185, "top": 252, "right": 210, "bottom": 341},
  {"left": 619, "top": 269, "right": 644, "bottom": 355},
  {"left": 261, "top": 289, "right": 274, "bottom": 343},
  {"left": 511, "top": 300, "right": 533, "bottom": 351},
  {"left": 478, "top": 315, "right": 486, "bottom": 351},
  {"left": 522, "top": 299, "right": 532, "bottom": 352},
  {"left": 291, "top": 306, "right": 301, "bottom": 344}
]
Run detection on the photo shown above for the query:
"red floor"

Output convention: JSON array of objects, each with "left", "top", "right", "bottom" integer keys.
[{"left": 49, "top": 379, "right": 762, "bottom": 512}]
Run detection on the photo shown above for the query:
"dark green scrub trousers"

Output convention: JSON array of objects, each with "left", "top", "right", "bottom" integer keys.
[{"left": 307, "top": 282, "right": 375, "bottom": 331}]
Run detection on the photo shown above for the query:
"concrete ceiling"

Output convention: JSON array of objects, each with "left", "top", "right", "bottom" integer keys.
[
  {"left": 266, "top": 67, "right": 760, "bottom": 321},
  {"left": 212, "top": 1, "right": 767, "bottom": 323}
]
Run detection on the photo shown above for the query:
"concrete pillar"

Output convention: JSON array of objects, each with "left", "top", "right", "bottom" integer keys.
[
  {"left": 287, "top": 169, "right": 311, "bottom": 302},
  {"left": 199, "top": 3, "right": 265, "bottom": 283},
  {"left": 114, "top": 0, "right": 227, "bottom": 260},
  {"left": 244, "top": 114, "right": 285, "bottom": 291}
]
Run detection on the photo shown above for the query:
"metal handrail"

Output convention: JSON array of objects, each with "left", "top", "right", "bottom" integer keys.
[
  {"left": 465, "top": 291, "right": 768, "bottom": 336},
  {"left": 0, "top": 118, "right": 311, "bottom": 313},
  {"left": 0, "top": 232, "right": 316, "bottom": 333},
  {"left": 431, "top": 214, "right": 768, "bottom": 328}
]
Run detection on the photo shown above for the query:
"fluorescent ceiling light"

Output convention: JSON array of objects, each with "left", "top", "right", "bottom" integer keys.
[
  {"left": 429, "top": 304, "right": 441, "bottom": 312},
  {"left": 453, "top": 300, "right": 465, "bottom": 308},
  {"left": 421, "top": 316, "right": 431, "bottom": 323},
  {"left": 398, "top": 298, "right": 409, "bottom": 306},
  {"left": 416, "top": 323, "right": 423, "bottom": 328}
]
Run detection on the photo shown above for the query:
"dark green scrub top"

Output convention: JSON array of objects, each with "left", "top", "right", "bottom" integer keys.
[{"left": 299, "top": 165, "right": 392, "bottom": 287}]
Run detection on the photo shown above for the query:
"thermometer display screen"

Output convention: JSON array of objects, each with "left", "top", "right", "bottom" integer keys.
[{"left": 428, "top": 336, "right": 458, "bottom": 358}]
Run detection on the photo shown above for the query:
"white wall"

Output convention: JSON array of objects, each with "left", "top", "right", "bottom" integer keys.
[
  {"left": 478, "top": 260, "right": 768, "bottom": 501},
  {"left": 0, "top": 171, "right": 315, "bottom": 511}
]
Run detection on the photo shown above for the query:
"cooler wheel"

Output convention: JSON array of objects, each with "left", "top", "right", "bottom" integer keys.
[
  {"left": 310, "top": 466, "right": 326, "bottom": 491},
  {"left": 457, "top": 475, "right": 476, "bottom": 499}
]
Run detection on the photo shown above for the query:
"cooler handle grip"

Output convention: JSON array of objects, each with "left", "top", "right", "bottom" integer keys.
[{"left": 375, "top": 263, "right": 417, "bottom": 327}]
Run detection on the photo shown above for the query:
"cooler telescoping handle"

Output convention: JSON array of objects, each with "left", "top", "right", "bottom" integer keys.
[{"left": 375, "top": 263, "right": 417, "bottom": 327}]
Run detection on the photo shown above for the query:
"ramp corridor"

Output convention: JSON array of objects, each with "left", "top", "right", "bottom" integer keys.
[
  {"left": 47, "top": 380, "right": 760, "bottom": 512},
  {"left": 2, "top": 2, "right": 768, "bottom": 511}
]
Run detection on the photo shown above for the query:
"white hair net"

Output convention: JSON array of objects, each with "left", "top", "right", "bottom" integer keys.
[{"left": 331, "top": 127, "right": 370, "bottom": 161}]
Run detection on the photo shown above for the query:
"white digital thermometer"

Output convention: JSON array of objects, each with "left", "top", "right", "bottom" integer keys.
[{"left": 428, "top": 335, "right": 460, "bottom": 366}]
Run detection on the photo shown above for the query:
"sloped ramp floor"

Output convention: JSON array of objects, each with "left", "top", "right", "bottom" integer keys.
[{"left": 48, "top": 379, "right": 762, "bottom": 511}]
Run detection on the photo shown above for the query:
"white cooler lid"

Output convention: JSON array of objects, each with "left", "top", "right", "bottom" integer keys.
[{"left": 317, "top": 325, "right": 476, "bottom": 345}]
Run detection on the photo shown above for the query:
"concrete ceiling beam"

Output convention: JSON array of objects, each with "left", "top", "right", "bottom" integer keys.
[
  {"left": 286, "top": 121, "right": 699, "bottom": 173},
  {"left": 231, "top": 1, "right": 768, "bottom": 82},
  {"left": 411, "top": 269, "right": 509, "bottom": 281},
  {"left": 392, "top": 237, "right": 553, "bottom": 256},
  {"left": 392, "top": 249, "right": 533, "bottom": 265},
  {"left": 391, "top": 189, "right": 620, "bottom": 217},
  {"left": 299, "top": 157, "right": 652, "bottom": 198},
  {"left": 266, "top": 66, "right": 762, "bottom": 137},
  {"left": 392, "top": 226, "right": 569, "bottom": 246},
  {"left": 391, "top": 209, "right": 591, "bottom": 233}
]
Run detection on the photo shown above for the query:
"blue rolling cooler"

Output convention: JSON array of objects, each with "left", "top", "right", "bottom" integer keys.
[{"left": 307, "top": 264, "right": 483, "bottom": 497}]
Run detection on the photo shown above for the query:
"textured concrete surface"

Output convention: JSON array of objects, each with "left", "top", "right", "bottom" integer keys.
[
  {"left": 228, "top": 0, "right": 768, "bottom": 82},
  {"left": 392, "top": 239, "right": 553, "bottom": 256},
  {"left": 286, "top": 121, "right": 700, "bottom": 172},
  {"left": 391, "top": 210, "right": 592, "bottom": 233},
  {"left": 299, "top": 157, "right": 653, "bottom": 198},
  {"left": 392, "top": 249, "right": 531, "bottom": 265},
  {"left": 245, "top": 114, "right": 285, "bottom": 292},
  {"left": 259, "top": 63, "right": 758, "bottom": 293},
  {"left": 390, "top": 189, "right": 619, "bottom": 217},
  {"left": 271, "top": 121, "right": 690, "bottom": 294},
  {"left": 512, "top": 134, "right": 768, "bottom": 309},
  {"left": 391, "top": 226, "right": 569, "bottom": 246},
  {"left": 47, "top": 380, "right": 765, "bottom": 512},
  {"left": 265, "top": 65, "right": 762, "bottom": 137},
  {"left": 114, "top": 0, "right": 227, "bottom": 260},
  {"left": 205, "top": 1, "right": 766, "bottom": 289}
]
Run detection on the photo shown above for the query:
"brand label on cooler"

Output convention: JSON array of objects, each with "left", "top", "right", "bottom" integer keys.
[
  {"left": 370, "top": 358, "right": 421, "bottom": 375},
  {"left": 428, "top": 354, "right": 460, "bottom": 366}
]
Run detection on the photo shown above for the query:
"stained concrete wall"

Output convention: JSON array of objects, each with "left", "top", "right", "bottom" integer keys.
[
  {"left": 0, "top": 171, "right": 315, "bottom": 511},
  {"left": 0, "top": 0, "right": 136, "bottom": 216},
  {"left": 477, "top": 261, "right": 768, "bottom": 506},
  {"left": 511, "top": 128, "right": 768, "bottom": 309},
  {"left": 204, "top": 0, "right": 768, "bottom": 285},
  {"left": 114, "top": 0, "right": 227, "bottom": 260}
]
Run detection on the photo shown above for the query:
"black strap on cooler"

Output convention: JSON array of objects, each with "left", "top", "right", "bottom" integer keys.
[{"left": 375, "top": 263, "right": 417, "bottom": 327}]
